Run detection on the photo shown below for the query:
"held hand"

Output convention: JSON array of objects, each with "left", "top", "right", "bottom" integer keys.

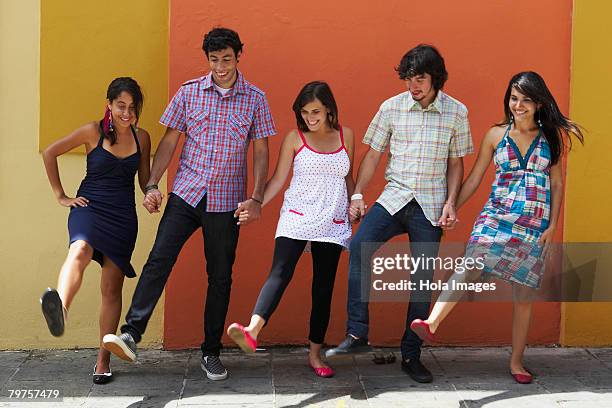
[
  {"left": 58, "top": 195, "right": 89, "bottom": 208},
  {"left": 351, "top": 198, "right": 367, "bottom": 220},
  {"left": 234, "top": 199, "right": 262, "bottom": 226},
  {"left": 143, "top": 189, "right": 163, "bottom": 214},
  {"left": 349, "top": 205, "right": 362, "bottom": 224},
  {"left": 438, "top": 203, "right": 458, "bottom": 230}
]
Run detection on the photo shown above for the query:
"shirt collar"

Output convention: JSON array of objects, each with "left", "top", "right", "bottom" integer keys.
[
  {"left": 202, "top": 71, "right": 248, "bottom": 95},
  {"left": 407, "top": 90, "right": 445, "bottom": 113}
]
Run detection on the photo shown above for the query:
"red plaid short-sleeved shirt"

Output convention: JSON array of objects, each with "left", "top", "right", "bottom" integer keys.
[{"left": 160, "top": 72, "right": 276, "bottom": 211}]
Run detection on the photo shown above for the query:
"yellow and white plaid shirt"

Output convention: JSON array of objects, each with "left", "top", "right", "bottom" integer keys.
[{"left": 363, "top": 90, "right": 473, "bottom": 226}]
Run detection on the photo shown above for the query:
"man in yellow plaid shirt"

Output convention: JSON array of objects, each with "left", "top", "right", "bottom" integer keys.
[{"left": 326, "top": 44, "right": 473, "bottom": 384}]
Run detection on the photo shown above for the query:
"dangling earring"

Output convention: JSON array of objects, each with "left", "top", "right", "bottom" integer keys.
[
  {"left": 509, "top": 114, "right": 514, "bottom": 124},
  {"left": 536, "top": 111, "right": 542, "bottom": 127},
  {"left": 108, "top": 108, "right": 114, "bottom": 133}
]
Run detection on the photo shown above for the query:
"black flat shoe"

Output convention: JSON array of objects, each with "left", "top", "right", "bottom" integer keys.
[
  {"left": 401, "top": 358, "right": 433, "bottom": 383},
  {"left": 93, "top": 365, "right": 113, "bottom": 385},
  {"left": 40, "top": 288, "right": 64, "bottom": 337},
  {"left": 325, "top": 335, "right": 372, "bottom": 358}
]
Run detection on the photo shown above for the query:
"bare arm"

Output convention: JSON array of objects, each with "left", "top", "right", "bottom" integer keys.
[
  {"left": 233, "top": 136, "right": 271, "bottom": 225},
  {"left": 42, "top": 122, "right": 98, "bottom": 207},
  {"left": 445, "top": 157, "right": 464, "bottom": 206},
  {"left": 251, "top": 137, "right": 269, "bottom": 202},
  {"left": 349, "top": 147, "right": 384, "bottom": 219},
  {"left": 147, "top": 127, "right": 181, "bottom": 186},
  {"left": 438, "top": 156, "right": 464, "bottom": 228},
  {"left": 142, "top": 127, "right": 181, "bottom": 213},
  {"left": 343, "top": 127, "right": 356, "bottom": 199},
  {"left": 354, "top": 147, "right": 384, "bottom": 195},
  {"left": 136, "top": 128, "right": 152, "bottom": 193},
  {"left": 547, "top": 162, "right": 563, "bottom": 230},
  {"left": 456, "top": 127, "right": 500, "bottom": 209},
  {"left": 262, "top": 130, "right": 300, "bottom": 207}
]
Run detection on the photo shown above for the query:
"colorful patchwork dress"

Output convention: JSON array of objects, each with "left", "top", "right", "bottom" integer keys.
[{"left": 466, "top": 124, "right": 551, "bottom": 288}]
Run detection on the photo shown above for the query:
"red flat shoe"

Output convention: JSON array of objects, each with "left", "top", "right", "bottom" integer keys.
[
  {"left": 227, "top": 323, "right": 257, "bottom": 353},
  {"left": 410, "top": 319, "right": 435, "bottom": 343},
  {"left": 510, "top": 370, "right": 533, "bottom": 384},
  {"left": 310, "top": 363, "right": 335, "bottom": 378}
]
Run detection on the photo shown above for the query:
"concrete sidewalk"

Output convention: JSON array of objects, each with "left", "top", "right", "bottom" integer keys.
[{"left": 1, "top": 346, "right": 611, "bottom": 407}]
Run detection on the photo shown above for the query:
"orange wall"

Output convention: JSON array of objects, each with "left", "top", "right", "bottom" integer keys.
[{"left": 163, "top": 0, "right": 572, "bottom": 348}]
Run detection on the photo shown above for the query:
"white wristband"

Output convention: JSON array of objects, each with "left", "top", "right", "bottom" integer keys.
[{"left": 351, "top": 193, "right": 363, "bottom": 201}]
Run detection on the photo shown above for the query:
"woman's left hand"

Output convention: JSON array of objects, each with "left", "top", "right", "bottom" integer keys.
[{"left": 538, "top": 226, "right": 556, "bottom": 258}]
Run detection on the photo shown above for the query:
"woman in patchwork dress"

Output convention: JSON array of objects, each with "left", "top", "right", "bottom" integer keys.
[{"left": 411, "top": 72, "right": 584, "bottom": 384}]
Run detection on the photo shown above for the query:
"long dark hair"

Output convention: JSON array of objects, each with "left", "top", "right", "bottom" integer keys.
[
  {"left": 499, "top": 71, "right": 584, "bottom": 165},
  {"left": 101, "top": 77, "right": 144, "bottom": 145},
  {"left": 292, "top": 81, "right": 340, "bottom": 132}
]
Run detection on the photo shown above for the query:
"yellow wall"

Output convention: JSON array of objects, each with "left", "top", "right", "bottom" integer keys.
[
  {"left": 40, "top": 0, "right": 168, "bottom": 152},
  {"left": 0, "top": 0, "right": 167, "bottom": 349},
  {"left": 562, "top": 0, "right": 612, "bottom": 345}
]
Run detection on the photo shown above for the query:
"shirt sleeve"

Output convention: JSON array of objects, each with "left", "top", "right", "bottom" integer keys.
[
  {"left": 160, "top": 86, "right": 187, "bottom": 132},
  {"left": 248, "top": 94, "right": 276, "bottom": 140},
  {"left": 363, "top": 104, "right": 392, "bottom": 152},
  {"left": 448, "top": 109, "right": 474, "bottom": 158}
]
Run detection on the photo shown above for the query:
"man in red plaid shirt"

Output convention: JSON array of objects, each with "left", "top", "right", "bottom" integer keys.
[{"left": 104, "top": 27, "right": 276, "bottom": 381}]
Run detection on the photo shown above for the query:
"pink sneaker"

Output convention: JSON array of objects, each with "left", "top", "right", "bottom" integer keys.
[{"left": 227, "top": 323, "right": 257, "bottom": 353}]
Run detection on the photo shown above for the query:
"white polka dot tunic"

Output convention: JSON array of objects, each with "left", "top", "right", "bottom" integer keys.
[{"left": 275, "top": 127, "right": 352, "bottom": 248}]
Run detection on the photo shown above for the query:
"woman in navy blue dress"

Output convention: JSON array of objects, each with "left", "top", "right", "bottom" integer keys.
[{"left": 41, "top": 77, "right": 151, "bottom": 384}]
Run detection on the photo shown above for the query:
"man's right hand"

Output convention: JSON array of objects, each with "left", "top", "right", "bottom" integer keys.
[{"left": 143, "top": 189, "right": 163, "bottom": 213}]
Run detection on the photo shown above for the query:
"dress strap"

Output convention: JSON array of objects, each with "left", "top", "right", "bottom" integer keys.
[
  {"left": 338, "top": 125, "right": 345, "bottom": 149},
  {"left": 297, "top": 129, "right": 308, "bottom": 146},
  {"left": 130, "top": 125, "right": 141, "bottom": 153},
  {"left": 502, "top": 123, "right": 512, "bottom": 142},
  {"left": 97, "top": 120, "right": 106, "bottom": 147}
]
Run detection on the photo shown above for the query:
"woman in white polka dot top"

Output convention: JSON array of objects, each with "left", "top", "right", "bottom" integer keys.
[{"left": 227, "top": 81, "right": 355, "bottom": 378}]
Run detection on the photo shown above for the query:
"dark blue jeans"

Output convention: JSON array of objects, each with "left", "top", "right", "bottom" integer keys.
[
  {"left": 121, "top": 193, "right": 239, "bottom": 357},
  {"left": 347, "top": 200, "right": 442, "bottom": 361}
]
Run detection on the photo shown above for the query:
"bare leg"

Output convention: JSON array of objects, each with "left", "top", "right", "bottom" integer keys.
[
  {"left": 96, "top": 256, "right": 124, "bottom": 374},
  {"left": 245, "top": 314, "right": 266, "bottom": 340},
  {"left": 425, "top": 268, "right": 482, "bottom": 333},
  {"left": 57, "top": 240, "right": 94, "bottom": 312},
  {"left": 510, "top": 284, "right": 533, "bottom": 375},
  {"left": 308, "top": 341, "right": 330, "bottom": 369}
]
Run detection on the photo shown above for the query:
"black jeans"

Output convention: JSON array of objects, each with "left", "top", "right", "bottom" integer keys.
[
  {"left": 253, "top": 237, "right": 342, "bottom": 344},
  {"left": 121, "top": 193, "right": 239, "bottom": 357}
]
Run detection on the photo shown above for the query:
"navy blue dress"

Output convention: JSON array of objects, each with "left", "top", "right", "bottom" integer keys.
[{"left": 68, "top": 123, "right": 140, "bottom": 277}]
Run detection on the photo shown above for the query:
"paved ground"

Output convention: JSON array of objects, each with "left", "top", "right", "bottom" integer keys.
[{"left": 1, "top": 346, "right": 611, "bottom": 407}]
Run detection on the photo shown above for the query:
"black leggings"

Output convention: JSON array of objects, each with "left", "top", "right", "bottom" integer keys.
[{"left": 253, "top": 237, "right": 343, "bottom": 344}]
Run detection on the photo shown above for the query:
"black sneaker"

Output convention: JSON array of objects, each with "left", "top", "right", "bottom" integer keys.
[
  {"left": 325, "top": 335, "right": 372, "bottom": 358},
  {"left": 41, "top": 288, "right": 64, "bottom": 337},
  {"left": 103, "top": 332, "right": 137, "bottom": 362},
  {"left": 401, "top": 358, "right": 433, "bottom": 383},
  {"left": 201, "top": 355, "right": 228, "bottom": 381}
]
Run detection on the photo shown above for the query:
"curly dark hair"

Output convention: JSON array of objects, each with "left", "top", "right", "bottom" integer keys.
[
  {"left": 395, "top": 44, "right": 448, "bottom": 91},
  {"left": 202, "top": 27, "right": 243, "bottom": 57}
]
